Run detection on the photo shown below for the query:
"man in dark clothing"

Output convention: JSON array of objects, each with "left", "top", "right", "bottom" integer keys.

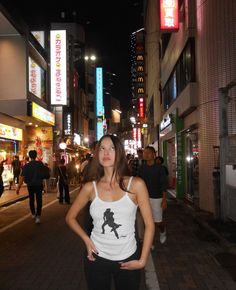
[
  {"left": 57, "top": 158, "right": 70, "bottom": 204},
  {"left": 12, "top": 155, "right": 21, "bottom": 186},
  {"left": 16, "top": 150, "right": 45, "bottom": 224},
  {"left": 130, "top": 149, "right": 144, "bottom": 176},
  {"left": 0, "top": 159, "right": 7, "bottom": 197},
  {"left": 139, "top": 146, "right": 168, "bottom": 246}
]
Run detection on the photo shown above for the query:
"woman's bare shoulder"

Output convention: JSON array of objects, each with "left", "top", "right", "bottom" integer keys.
[
  {"left": 131, "top": 176, "right": 145, "bottom": 185},
  {"left": 80, "top": 181, "right": 94, "bottom": 196},
  {"left": 124, "top": 176, "right": 145, "bottom": 189}
]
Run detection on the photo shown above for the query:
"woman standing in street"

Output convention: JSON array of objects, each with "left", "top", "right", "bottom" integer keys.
[{"left": 66, "top": 134, "right": 154, "bottom": 290}]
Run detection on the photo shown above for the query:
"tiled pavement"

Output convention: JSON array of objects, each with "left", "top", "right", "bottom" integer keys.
[
  {"left": 151, "top": 199, "right": 236, "bottom": 290},
  {"left": 1, "top": 188, "right": 236, "bottom": 290}
]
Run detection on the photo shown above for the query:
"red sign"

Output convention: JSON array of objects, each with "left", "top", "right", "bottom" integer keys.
[
  {"left": 138, "top": 98, "right": 145, "bottom": 118},
  {"left": 160, "top": 0, "right": 179, "bottom": 31}
]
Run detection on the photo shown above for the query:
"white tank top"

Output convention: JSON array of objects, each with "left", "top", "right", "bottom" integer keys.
[{"left": 90, "top": 177, "right": 138, "bottom": 261}]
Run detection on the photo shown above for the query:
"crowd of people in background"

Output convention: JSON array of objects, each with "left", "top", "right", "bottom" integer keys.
[{"left": 0, "top": 137, "right": 169, "bottom": 289}]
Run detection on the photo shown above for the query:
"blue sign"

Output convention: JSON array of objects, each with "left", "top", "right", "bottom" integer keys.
[
  {"left": 96, "top": 67, "right": 104, "bottom": 116},
  {"left": 96, "top": 119, "right": 104, "bottom": 140}
]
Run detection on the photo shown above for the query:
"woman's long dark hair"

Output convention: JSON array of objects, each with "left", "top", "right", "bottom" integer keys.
[{"left": 81, "top": 134, "right": 131, "bottom": 192}]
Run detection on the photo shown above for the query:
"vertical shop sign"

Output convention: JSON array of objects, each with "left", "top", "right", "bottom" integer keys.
[
  {"left": 96, "top": 67, "right": 104, "bottom": 116},
  {"left": 29, "top": 57, "right": 41, "bottom": 98},
  {"left": 160, "top": 0, "right": 179, "bottom": 31},
  {"left": 64, "top": 112, "right": 72, "bottom": 136},
  {"left": 96, "top": 118, "right": 104, "bottom": 140},
  {"left": 50, "top": 30, "right": 67, "bottom": 105},
  {"left": 138, "top": 98, "right": 145, "bottom": 118}
]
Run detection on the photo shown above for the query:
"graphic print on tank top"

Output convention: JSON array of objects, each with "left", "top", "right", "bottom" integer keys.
[{"left": 101, "top": 208, "right": 122, "bottom": 239}]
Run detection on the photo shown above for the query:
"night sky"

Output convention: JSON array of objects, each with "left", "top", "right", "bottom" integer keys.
[{"left": 1, "top": 0, "right": 144, "bottom": 112}]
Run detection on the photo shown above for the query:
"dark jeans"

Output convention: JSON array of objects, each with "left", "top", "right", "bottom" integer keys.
[
  {"left": 13, "top": 171, "right": 20, "bottom": 184},
  {"left": 27, "top": 185, "right": 43, "bottom": 216},
  {"left": 58, "top": 181, "right": 70, "bottom": 203},
  {"left": 84, "top": 248, "right": 141, "bottom": 290}
]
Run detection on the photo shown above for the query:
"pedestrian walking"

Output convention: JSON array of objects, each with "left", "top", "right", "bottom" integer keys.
[
  {"left": 16, "top": 150, "right": 48, "bottom": 224},
  {"left": 139, "top": 146, "right": 168, "bottom": 246},
  {"left": 66, "top": 134, "right": 154, "bottom": 290},
  {"left": 129, "top": 149, "right": 144, "bottom": 176},
  {"left": 0, "top": 159, "right": 7, "bottom": 198},
  {"left": 11, "top": 155, "right": 21, "bottom": 188},
  {"left": 67, "top": 157, "right": 77, "bottom": 185},
  {"left": 57, "top": 158, "right": 70, "bottom": 204},
  {"left": 156, "top": 155, "right": 169, "bottom": 176}
]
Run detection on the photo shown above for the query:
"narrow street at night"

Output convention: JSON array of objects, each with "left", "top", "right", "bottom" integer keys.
[{"left": 1, "top": 189, "right": 236, "bottom": 290}]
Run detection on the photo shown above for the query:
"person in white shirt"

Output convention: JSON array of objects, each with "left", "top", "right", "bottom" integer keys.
[{"left": 66, "top": 134, "right": 154, "bottom": 290}]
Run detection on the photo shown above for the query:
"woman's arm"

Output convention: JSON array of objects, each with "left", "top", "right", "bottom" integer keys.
[
  {"left": 65, "top": 182, "right": 98, "bottom": 260},
  {"left": 120, "top": 177, "right": 155, "bottom": 270}
]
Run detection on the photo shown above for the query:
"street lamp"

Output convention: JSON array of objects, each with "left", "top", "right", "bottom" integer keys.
[
  {"left": 84, "top": 55, "right": 96, "bottom": 61},
  {"left": 59, "top": 142, "right": 67, "bottom": 159},
  {"left": 84, "top": 137, "right": 89, "bottom": 144}
]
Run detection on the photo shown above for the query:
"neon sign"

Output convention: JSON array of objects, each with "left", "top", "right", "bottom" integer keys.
[{"left": 160, "top": 0, "right": 179, "bottom": 31}]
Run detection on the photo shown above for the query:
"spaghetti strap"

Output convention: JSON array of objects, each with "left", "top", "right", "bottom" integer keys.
[
  {"left": 127, "top": 176, "right": 133, "bottom": 191},
  {"left": 92, "top": 181, "right": 98, "bottom": 197}
]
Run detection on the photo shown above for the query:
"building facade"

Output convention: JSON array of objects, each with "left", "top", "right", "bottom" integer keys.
[
  {"left": 144, "top": 0, "right": 236, "bottom": 216},
  {"left": 0, "top": 4, "right": 55, "bottom": 169}
]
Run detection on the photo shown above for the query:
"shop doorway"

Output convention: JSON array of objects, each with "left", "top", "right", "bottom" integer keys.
[
  {"left": 185, "top": 131, "right": 199, "bottom": 204},
  {"left": 167, "top": 138, "right": 177, "bottom": 191}
]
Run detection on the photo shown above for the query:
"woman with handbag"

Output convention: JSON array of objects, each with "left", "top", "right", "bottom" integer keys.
[{"left": 57, "top": 158, "right": 70, "bottom": 204}]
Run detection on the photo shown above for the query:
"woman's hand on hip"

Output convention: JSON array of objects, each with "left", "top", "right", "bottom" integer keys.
[
  {"left": 85, "top": 239, "right": 98, "bottom": 261},
  {"left": 119, "top": 259, "right": 145, "bottom": 270}
]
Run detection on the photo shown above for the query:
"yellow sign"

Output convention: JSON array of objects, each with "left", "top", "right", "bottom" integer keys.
[
  {"left": 0, "top": 123, "right": 23, "bottom": 141},
  {"left": 32, "top": 102, "right": 55, "bottom": 125}
]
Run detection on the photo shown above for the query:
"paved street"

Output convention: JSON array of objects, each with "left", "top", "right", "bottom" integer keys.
[{"left": 0, "top": 188, "right": 236, "bottom": 290}]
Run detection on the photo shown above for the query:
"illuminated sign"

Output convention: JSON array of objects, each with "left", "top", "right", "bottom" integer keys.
[
  {"left": 50, "top": 30, "right": 67, "bottom": 105},
  {"left": 160, "top": 114, "right": 172, "bottom": 131},
  {"left": 29, "top": 57, "right": 41, "bottom": 98},
  {"left": 138, "top": 98, "right": 145, "bottom": 118},
  {"left": 137, "top": 66, "right": 144, "bottom": 72},
  {"left": 137, "top": 128, "right": 142, "bottom": 148},
  {"left": 31, "top": 31, "right": 45, "bottom": 48},
  {"left": 32, "top": 102, "right": 55, "bottom": 125},
  {"left": 0, "top": 123, "right": 22, "bottom": 141},
  {"left": 137, "top": 77, "right": 144, "bottom": 83},
  {"left": 137, "top": 55, "right": 144, "bottom": 61},
  {"left": 96, "top": 118, "right": 104, "bottom": 140},
  {"left": 160, "top": 0, "right": 179, "bottom": 31},
  {"left": 138, "top": 88, "right": 144, "bottom": 94},
  {"left": 96, "top": 67, "right": 104, "bottom": 116},
  {"left": 64, "top": 112, "right": 72, "bottom": 135}
]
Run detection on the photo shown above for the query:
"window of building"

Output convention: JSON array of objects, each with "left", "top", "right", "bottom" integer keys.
[
  {"left": 163, "top": 38, "right": 195, "bottom": 110},
  {"left": 88, "top": 84, "right": 94, "bottom": 94},
  {"left": 88, "top": 101, "right": 94, "bottom": 112},
  {"left": 89, "top": 119, "right": 94, "bottom": 130}
]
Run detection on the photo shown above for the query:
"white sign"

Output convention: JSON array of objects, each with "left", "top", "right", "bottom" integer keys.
[
  {"left": 160, "top": 114, "right": 171, "bottom": 131},
  {"left": 29, "top": 57, "right": 41, "bottom": 98},
  {"left": 50, "top": 30, "right": 67, "bottom": 105}
]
